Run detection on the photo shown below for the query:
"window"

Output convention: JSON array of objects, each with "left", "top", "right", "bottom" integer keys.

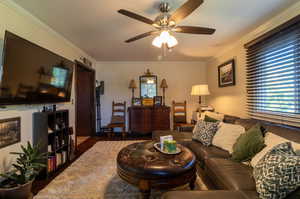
[{"left": 245, "top": 17, "right": 300, "bottom": 127}]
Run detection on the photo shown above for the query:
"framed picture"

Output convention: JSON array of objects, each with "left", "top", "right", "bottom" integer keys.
[
  {"left": 132, "top": 98, "right": 142, "bottom": 106},
  {"left": 154, "top": 96, "right": 162, "bottom": 106},
  {"left": 218, "top": 59, "right": 236, "bottom": 87},
  {"left": 142, "top": 98, "right": 154, "bottom": 106},
  {"left": 0, "top": 117, "right": 21, "bottom": 149}
]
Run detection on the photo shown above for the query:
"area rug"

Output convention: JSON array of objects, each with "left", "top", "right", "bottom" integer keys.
[{"left": 34, "top": 141, "right": 207, "bottom": 199}]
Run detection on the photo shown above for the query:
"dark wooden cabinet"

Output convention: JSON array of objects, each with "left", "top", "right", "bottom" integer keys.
[{"left": 128, "top": 106, "right": 170, "bottom": 134}]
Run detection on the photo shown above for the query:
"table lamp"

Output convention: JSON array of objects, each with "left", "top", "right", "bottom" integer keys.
[
  {"left": 129, "top": 79, "right": 137, "bottom": 104},
  {"left": 191, "top": 84, "right": 210, "bottom": 107},
  {"left": 160, "top": 79, "right": 168, "bottom": 106}
]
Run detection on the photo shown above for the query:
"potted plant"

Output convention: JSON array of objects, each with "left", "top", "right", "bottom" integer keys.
[{"left": 0, "top": 142, "right": 46, "bottom": 199}]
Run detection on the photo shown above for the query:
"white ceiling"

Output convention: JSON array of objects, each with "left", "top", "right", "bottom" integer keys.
[{"left": 12, "top": 0, "right": 299, "bottom": 61}]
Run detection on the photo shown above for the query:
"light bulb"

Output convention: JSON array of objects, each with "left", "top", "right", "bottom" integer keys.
[
  {"left": 152, "top": 36, "right": 162, "bottom": 48},
  {"left": 160, "top": 31, "right": 170, "bottom": 43},
  {"left": 167, "top": 35, "right": 178, "bottom": 48},
  {"left": 147, "top": 79, "right": 154, "bottom": 84}
]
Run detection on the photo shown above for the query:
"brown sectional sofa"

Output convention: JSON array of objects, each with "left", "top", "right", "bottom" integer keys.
[{"left": 153, "top": 116, "right": 300, "bottom": 199}]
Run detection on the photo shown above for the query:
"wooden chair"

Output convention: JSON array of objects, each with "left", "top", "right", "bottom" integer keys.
[
  {"left": 172, "top": 101, "right": 194, "bottom": 131},
  {"left": 107, "top": 101, "right": 126, "bottom": 138}
]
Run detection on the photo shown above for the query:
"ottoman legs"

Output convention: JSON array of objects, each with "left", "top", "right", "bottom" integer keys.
[
  {"left": 139, "top": 180, "right": 150, "bottom": 199},
  {"left": 189, "top": 174, "right": 197, "bottom": 190}
]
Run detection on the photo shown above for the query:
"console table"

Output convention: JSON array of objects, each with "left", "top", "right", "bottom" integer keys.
[{"left": 128, "top": 106, "right": 170, "bottom": 134}]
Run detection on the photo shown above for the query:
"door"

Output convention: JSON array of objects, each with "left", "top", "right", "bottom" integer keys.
[{"left": 75, "top": 61, "right": 95, "bottom": 144}]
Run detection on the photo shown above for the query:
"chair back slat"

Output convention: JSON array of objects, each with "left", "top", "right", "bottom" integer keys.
[
  {"left": 172, "top": 101, "right": 187, "bottom": 124},
  {"left": 111, "top": 101, "right": 126, "bottom": 125}
]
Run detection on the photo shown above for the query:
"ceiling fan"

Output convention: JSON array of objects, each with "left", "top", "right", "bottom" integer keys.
[{"left": 118, "top": 0, "right": 216, "bottom": 49}]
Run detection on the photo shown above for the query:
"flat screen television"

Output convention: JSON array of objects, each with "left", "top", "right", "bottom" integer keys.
[{"left": 0, "top": 31, "right": 74, "bottom": 105}]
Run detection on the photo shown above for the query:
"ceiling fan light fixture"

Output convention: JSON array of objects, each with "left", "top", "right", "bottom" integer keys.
[
  {"left": 152, "top": 31, "right": 178, "bottom": 49},
  {"left": 167, "top": 35, "right": 178, "bottom": 48},
  {"left": 168, "top": 20, "right": 176, "bottom": 27},
  {"left": 160, "top": 31, "right": 170, "bottom": 43},
  {"left": 152, "top": 36, "right": 163, "bottom": 48}
]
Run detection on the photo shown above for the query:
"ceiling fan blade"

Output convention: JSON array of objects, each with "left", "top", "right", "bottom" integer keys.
[
  {"left": 118, "top": 9, "right": 154, "bottom": 25},
  {"left": 170, "top": 0, "right": 203, "bottom": 24},
  {"left": 174, "top": 26, "right": 216, "bottom": 35},
  {"left": 125, "top": 31, "right": 159, "bottom": 43}
]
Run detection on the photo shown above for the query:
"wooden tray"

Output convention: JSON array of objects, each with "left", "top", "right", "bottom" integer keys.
[{"left": 153, "top": 143, "right": 181, "bottom": 155}]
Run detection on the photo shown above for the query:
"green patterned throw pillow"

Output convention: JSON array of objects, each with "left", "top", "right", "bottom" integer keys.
[
  {"left": 231, "top": 124, "right": 265, "bottom": 162},
  {"left": 253, "top": 142, "right": 300, "bottom": 199}
]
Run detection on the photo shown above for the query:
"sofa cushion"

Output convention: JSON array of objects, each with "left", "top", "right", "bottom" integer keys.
[
  {"left": 205, "top": 158, "right": 256, "bottom": 191},
  {"left": 234, "top": 119, "right": 300, "bottom": 142},
  {"left": 224, "top": 115, "right": 240, "bottom": 124},
  {"left": 184, "top": 141, "right": 230, "bottom": 162},
  {"left": 162, "top": 191, "right": 259, "bottom": 199}
]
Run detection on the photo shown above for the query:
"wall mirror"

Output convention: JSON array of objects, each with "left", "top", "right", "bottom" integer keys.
[{"left": 140, "top": 69, "right": 157, "bottom": 98}]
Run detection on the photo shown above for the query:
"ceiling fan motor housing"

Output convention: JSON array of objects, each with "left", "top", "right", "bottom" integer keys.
[{"left": 155, "top": 13, "right": 172, "bottom": 27}]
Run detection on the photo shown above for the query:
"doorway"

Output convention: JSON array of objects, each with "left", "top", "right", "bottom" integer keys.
[{"left": 75, "top": 61, "right": 95, "bottom": 150}]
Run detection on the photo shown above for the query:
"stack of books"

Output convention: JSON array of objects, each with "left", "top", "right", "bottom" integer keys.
[
  {"left": 47, "top": 151, "right": 68, "bottom": 172},
  {"left": 47, "top": 156, "right": 56, "bottom": 172}
]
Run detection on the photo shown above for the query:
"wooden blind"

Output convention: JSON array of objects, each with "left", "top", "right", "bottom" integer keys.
[{"left": 245, "top": 19, "right": 300, "bottom": 127}]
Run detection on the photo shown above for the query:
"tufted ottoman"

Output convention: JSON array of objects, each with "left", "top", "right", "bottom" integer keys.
[{"left": 117, "top": 141, "right": 196, "bottom": 199}]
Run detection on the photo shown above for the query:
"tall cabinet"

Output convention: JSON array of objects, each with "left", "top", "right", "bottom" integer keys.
[{"left": 128, "top": 106, "right": 170, "bottom": 134}]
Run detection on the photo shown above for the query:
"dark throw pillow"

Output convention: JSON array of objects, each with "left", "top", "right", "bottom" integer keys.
[
  {"left": 192, "top": 121, "right": 219, "bottom": 146},
  {"left": 231, "top": 124, "right": 265, "bottom": 162},
  {"left": 204, "top": 115, "right": 219, "bottom": 123},
  {"left": 253, "top": 142, "right": 300, "bottom": 199}
]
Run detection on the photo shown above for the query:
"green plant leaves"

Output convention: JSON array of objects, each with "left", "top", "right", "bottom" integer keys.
[{"left": 0, "top": 141, "right": 47, "bottom": 188}]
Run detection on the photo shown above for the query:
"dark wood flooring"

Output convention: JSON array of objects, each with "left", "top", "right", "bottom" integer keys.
[{"left": 32, "top": 134, "right": 151, "bottom": 195}]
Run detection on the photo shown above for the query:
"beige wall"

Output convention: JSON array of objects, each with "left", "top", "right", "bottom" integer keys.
[
  {"left": 206, "top": 1, "right": 300, "bottom": 118},
  {"left": 0, "top": 1, "right": 96, "bottom": 172},
  {"left": 96, "top": 62, "right": 207, "bottom": 130}
]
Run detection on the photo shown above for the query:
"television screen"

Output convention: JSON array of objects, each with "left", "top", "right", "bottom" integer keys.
[{"left": 0, "top": 31, "right": 74, "bottom": 105}]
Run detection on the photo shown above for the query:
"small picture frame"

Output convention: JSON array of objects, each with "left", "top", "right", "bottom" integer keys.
[
  {"left": 218, "top": 59, "right": 236, "bottom": 87},
  {"left": 132, "top": 98, "right": 142, "bottom": 106},
  {"left": 142, "top": 98, "right": 154, "bottom": 106},
  {"left": 154, "top": 96, "right": 162, "bottom": 106}
]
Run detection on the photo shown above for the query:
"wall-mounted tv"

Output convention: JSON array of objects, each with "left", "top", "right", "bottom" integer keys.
[{"left": 0, "top": 31, "right": 74, "bottom": 105}]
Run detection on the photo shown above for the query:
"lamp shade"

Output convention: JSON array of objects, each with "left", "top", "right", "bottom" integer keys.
[
  {"left": 191, "top": 84, "right": 210, "bottom": 96},
  {"left": 160, "top": 79, "right": 168, "bottom": 88},
  {"left": 129, "top": 79, "right": 137, "bottom": 89}
]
